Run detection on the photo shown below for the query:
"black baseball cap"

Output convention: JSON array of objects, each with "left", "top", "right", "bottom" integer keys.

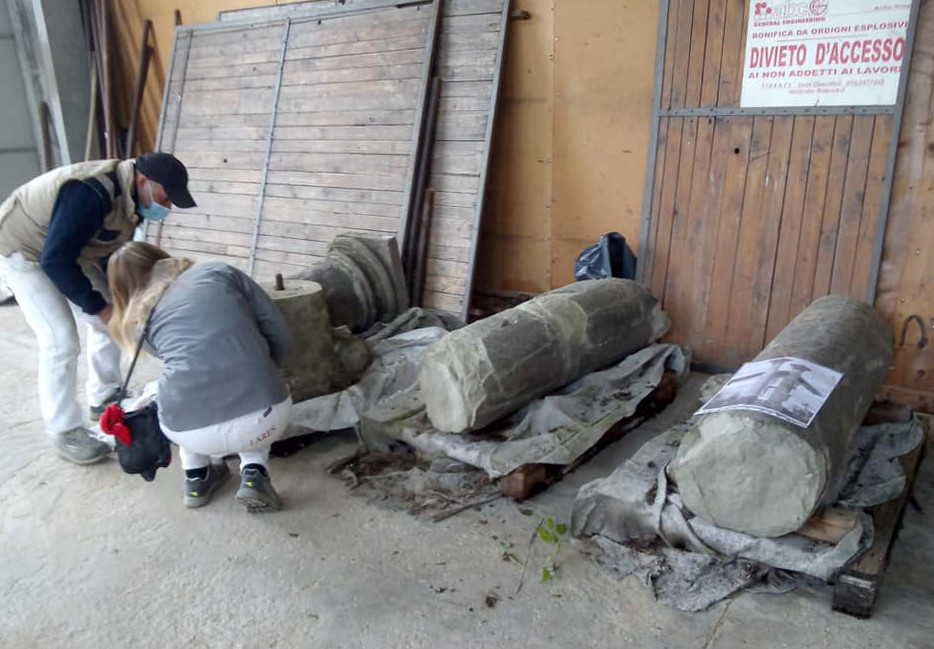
[{"left": 136, "top": 152, "right": 196, "bottom": 208}]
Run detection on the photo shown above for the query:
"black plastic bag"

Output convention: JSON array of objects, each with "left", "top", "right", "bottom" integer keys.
[{"left": 574, "top": 232, "right": 637, "bottom": 281}]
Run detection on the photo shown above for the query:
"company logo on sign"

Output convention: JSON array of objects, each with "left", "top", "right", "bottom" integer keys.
[{"left": 754, "top": 1, "right": 829, "bottom": 19}]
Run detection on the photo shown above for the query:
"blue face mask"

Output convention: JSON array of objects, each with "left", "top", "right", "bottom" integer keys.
[{"left": 137, "top": 182, "right": 171, "bottom": 221}]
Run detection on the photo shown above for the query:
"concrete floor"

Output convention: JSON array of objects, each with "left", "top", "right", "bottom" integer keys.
[{"left": 0, "top": 301, "right": 932, "bottom": 649}]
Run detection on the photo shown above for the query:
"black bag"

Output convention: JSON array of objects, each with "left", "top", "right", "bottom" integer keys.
[
  {"left": 115, "top": 401, "right": 171, "bottom": 482},
  {"left": 574, "top": 232, "right": 637, "bottom": 282},
  {"left": 104, "top": 309, "right": 172, "bottom": 482}
]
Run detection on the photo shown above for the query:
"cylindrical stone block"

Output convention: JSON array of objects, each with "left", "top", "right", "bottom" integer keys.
[
  {"left": 418, "top": 279, "right": 669, "bottom": 433},
  {"left": 670, "top": 295, "right": 894, "bottom": 538},
  {"left": 263, "top": 279, "right": 345, "bottom": 403}
]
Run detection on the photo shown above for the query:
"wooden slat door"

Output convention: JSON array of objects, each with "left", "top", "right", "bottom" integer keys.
[{"left": 640, "top": 0, "right": 907, "bottom": 369}]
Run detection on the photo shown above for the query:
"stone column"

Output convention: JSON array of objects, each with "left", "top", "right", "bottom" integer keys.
[
  {"left": 418, "top": 279, "right": 669, "bottom": 433},
  {"left": 670, "top": 295, "right": 894, "bottom": 537}
]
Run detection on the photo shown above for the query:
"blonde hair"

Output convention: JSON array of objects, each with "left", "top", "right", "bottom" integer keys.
[{"left": 108, "top": 241, "right": 193, "bottom": 353}]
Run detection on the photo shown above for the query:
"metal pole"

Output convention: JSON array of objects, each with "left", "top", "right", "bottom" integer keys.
[{"left": 635, "top": 0, "right": 671, "bottom": 285}]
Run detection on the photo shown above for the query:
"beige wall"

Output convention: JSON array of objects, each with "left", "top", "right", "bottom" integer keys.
[{"left": 116, "top": 0, "right": 659, "bottom": 295}]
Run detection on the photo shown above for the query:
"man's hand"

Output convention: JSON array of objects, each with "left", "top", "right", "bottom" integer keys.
[{"left": 98, "top": 304, "right": 114, "bottom": 324}]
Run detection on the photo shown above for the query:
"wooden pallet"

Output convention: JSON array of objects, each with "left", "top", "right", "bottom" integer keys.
[
  {"left": 831, "top": 436, "right": 926, "bottom": 619},
  {"left": 498, "top": 372, "right": 679, "bottom": 501}
]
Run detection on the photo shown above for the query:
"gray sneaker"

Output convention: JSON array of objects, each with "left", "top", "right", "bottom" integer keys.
[
  {"left": 184, "top": 462, "right": 231, "bottom": 509},
  {"left": 89, "top": 388, "right": 123, "bottom": 422},
  {"left": 55, "top": 427, "right": 111, "bottom": 465},
  {"left": 236, "top": 466, "right": 281, "bottom": 513}
]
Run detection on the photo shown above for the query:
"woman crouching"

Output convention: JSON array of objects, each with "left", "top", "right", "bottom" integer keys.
[{"left": 108, "top": 241, "right": 292, "bottom": 513}]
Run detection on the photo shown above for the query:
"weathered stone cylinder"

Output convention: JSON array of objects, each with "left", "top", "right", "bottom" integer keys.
[
  {"left": 670, "top": 295, "right": 894, "bottom": 538},
  {"left": 263, "top": 279, "right": 346, "bottom": 403},
  {"left": 419, "top": 279, "right": 669, "bottom": 433}
]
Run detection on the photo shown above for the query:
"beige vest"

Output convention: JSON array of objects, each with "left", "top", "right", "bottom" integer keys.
[{"left": 0, "top": 159, "right": 138, "bottom": 263}]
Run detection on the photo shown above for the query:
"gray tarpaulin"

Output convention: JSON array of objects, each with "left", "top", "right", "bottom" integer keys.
[
  {"left": 292, "top": 332, "right": 687, "bottom": 479},
  {"left": 571, "top": 416, "right": 925, "bottom": 611}
]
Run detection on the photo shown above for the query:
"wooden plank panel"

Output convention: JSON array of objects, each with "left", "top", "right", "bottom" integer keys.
[
  {"left": 267, "top": 153, "right": 409, "bottom": 175},
  {"left": 253, "top": 258, "right": 310, "bottom": 282},
  {"left": 174, "top": 151, "right": 266, "bottom": 171},
  {"left": 684, "top": 0, "right": 711, "bottom": 108},
  {"left": 289, "top": 20, "right": 428, "bottom": 53},
  {"left": 256, "top": 235, "right": 329, "bottom": 258},
  {"left": 427, "top": 243, "right": 471, "bottom": 263},
  {"left": 659, "top": 0, "right": 682, "bottom": 109},
  {"left": 643, "top": 120, "right": 671, "bottom": 293},
  {"left": 265, "top": 169, "right": 408, "bottom": 192},
  {"left": 699, "top": 0, "right": 727, "bottom": 107},
  {"left": 722, "top": 116, "right": 774, "bottom": 367},
  {"left": 764, "top": 116, "right": 816, "bottom": 343},
  {"left": 424, "top": 273, "right": 467, "bottom": 295},
  {"left": 175, "top": 140, "right": 269, "bottom": 154},
  {"left": 876, "top": 0, "right": 934, "bottom": 322},
  {"left": 176, "top": 126, "right": 269, "bottom": 141},
  {"left": 255, "top": 204, "right": 417, "bottom": 231},
  {"left": 889, "top": 82, "right": 934, "bottom": 390},
  {"left": 270, "top": 139, "right": 412, "bottom": 155},
  {"left": 286, "top": 34, "right": 426, "bottom": 61},
  {"left": 188, "top": 180, "right": 262, "bottom": 196},
  {"left": 257, "top": 220, "right": 394, "bottom": 244},
  {"left": 436, "top": 111, "right": 489, "bottom": 141},
  {"left": 700, "top": 116, "right": 754, "bottom": 353},
  {"left": 421, "top": 290, "right": 463, "bottom": 312},
  {"left": 850, "top": 115, "right": 893, "bottom": 299},
  {"left": 166, "top": 214, "right": 255, "bottom": 235},
  {"left": 788, "top": 115, "right": 836, "bottom": 316},
  {"left": 812, "top": 116, "right": 854, "bottom": 297},
  {"left": 428, "top": 172, "right": 480, "bottom": 194},
  {"left": 264, "top": 183, "right": 403, "bottom": 206},
  {"left": 665, "top": 114, "right": 715, "bottom": 346},
  {"left": 657, "top": 116, "right": 699, "bottom": 305},
  {"left": 189, "top": 24, "right": 283, "bottom": 48},
  {"left": 280, "top": 64, "right": 423, "bottom": 87},
  {"left": 251, "top": 247, "right": 324, "bottom": 269},
  {"left": 188, "top": 36, "right": 286, "bottom": 61},
  {"left": 275, "top": 109, "right": 415, "bottom": 127},
  {"left": 287, "top": 11, "right": 428, "bottom": 50},
  {"left": 648, "top": 118, "right": 683, "bottom": 297},
  {"left": 668, "top": 0, "right": 696, "bottom": 109},
  {"left": 829, "top": 116, "right": 875, "bottom": 296},
  {"left": 264, "top": 193, "right": 400, "bottom": 221},
  {"left": 684, "top": 116, "right": 734, "bottom": 345},
  {"left": 177, "top": 113, "right": 275, "bottom": 128},
  {"left": 185, "top": 48, "right": 282, "bottom": 71},
  {"left": 186, "top": 167, "right": 265, "bottom": 184},
  {"left": 717, "top": 0, "right": 747, "bottom": 106},
  {"left": 178, "top": 88, "right": 275, "bottom": 115},
  {"left": 184, "top": 61, "right": 282, "bottom": 81},
  {"left": 742, "top": 116, "right": 794, "bottom": 359},
  {"left": 274, "top": 125, "right": 414, "bottom": 141}
]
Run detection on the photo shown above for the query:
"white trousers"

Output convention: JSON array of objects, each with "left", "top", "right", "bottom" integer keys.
[
  {"left": 0, "top": 253, "right": 122, "bottom": 436},
  {"left": 161, "top": 396, "right": 292, "bottom": 472}
]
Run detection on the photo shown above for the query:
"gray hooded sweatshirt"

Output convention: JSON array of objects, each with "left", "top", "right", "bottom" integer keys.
[{"left": 145, "top": 262, "right": 291, "bottom": 432}]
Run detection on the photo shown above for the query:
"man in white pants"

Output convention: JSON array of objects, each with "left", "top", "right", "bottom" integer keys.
[{"left": 0, "top": 153, "right": 196, "bottom": 464}]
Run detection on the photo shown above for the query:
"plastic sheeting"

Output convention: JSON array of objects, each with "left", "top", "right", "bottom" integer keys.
[
  {"left": 571, "top": 416, "right": 925, "bottom": 611},
  {"left": 291, "top": 331, "right": 687, "bottom": 478}
]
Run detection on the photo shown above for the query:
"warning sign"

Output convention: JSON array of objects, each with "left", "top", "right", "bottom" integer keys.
[{"left": 741, "top": 0, "right": 911, "bottom": 107}]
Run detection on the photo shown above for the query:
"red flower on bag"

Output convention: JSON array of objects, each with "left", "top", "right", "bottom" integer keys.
[{"left": 100, "top": 403, "right": 132, "bottom": 446}]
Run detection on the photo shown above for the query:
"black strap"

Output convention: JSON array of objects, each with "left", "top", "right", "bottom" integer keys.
[{"left": 118, "top": 308, "right": 156, "bottom": 402}]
